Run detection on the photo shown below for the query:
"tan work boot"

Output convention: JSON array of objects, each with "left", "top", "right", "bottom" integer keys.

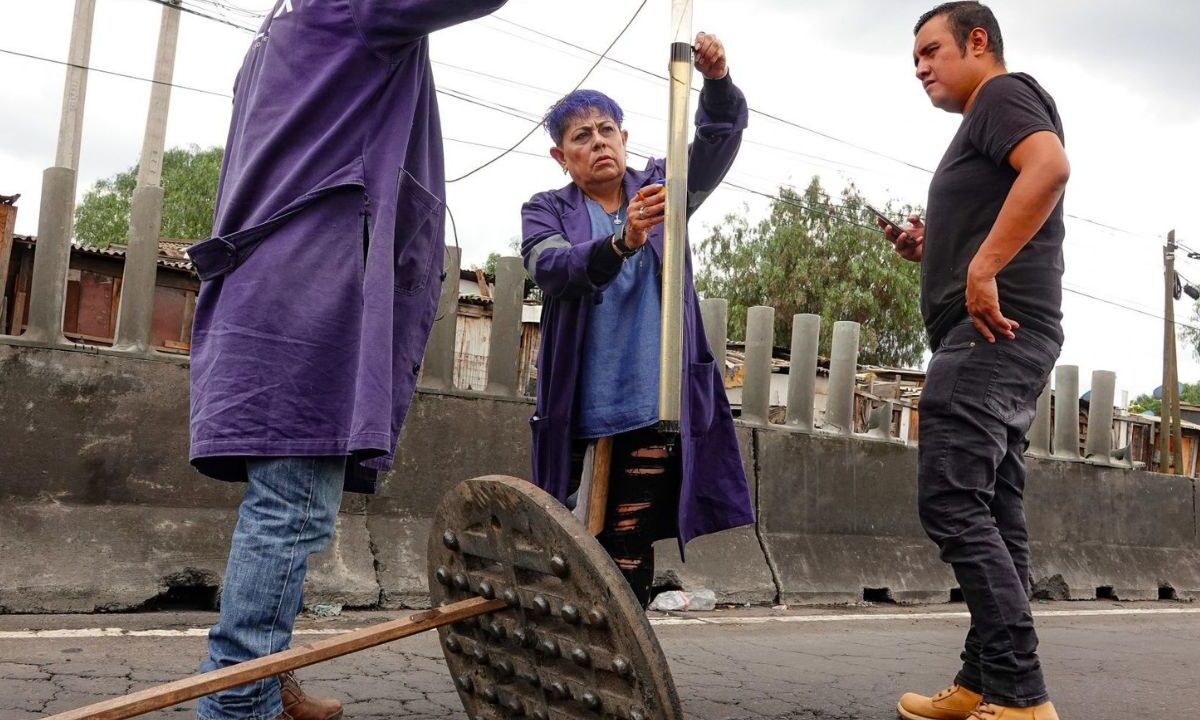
[
  {"left": 897, "top": 684, "right": 983, "bottom": 720},
  {"left": 971, "top": 701, "right": 1060, "bottom": 720},
  {"left": 277, "top": 671, "right": 344, "bottom": 720}
]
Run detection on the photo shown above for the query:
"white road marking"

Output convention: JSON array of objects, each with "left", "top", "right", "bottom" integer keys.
[{"left": 2, "top": 607, "right": 1198, "bottom": 639}]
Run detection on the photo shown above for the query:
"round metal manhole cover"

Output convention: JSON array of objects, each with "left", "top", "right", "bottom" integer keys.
[{"left": 428, "top": 476, "right": 682, "bottom": 720}]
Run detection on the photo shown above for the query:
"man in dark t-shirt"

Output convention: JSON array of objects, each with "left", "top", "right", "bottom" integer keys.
[{"left": 884, "top": 4, "right": 1070, "bottom": 720}]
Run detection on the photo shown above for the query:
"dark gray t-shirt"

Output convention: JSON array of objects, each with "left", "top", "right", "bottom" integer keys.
[{"left": 922, "top": 72, "right": 1066, "bottom": 350}]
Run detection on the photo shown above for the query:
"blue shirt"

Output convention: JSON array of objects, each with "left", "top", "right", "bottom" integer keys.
[{"left": 575, "top": 198, "right": 662, "bottom": 439}]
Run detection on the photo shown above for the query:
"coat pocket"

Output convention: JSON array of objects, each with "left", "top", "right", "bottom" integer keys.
[
  {"left": 188, "top": 180, "right": 367, "bottom": 282},
  {"left": 687, "top": 357, "right": 718, "bottom": 435},
  {"left": 393, "top": 169, "right": 445, "bottom": 296}
]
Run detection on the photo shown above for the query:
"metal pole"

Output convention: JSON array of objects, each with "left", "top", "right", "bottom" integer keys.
[
  {"left": 657, "top": 0, "right": 692, "bottom": 435},
  {"left": 113, "top": 0, "right": 181, "bottom": 353}
]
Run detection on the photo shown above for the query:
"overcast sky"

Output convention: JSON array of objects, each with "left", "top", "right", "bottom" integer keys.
[{"left": 3, "top": 0, "right": 1199, "bottom": 402}]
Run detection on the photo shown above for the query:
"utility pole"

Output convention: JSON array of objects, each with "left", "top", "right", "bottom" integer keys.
[
  {"left": 113, "top": 0, "right": 182, "bottom": 353},
  {"left": 23, "top": 0, "right": 97, "bottom": 344},
  {"left": 1162, "top": 230, "right": 1184, "bottom": 473}
]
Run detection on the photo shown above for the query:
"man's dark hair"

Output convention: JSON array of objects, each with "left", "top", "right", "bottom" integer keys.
[{"left": 915, "top": 1, "right": 1005, "bottom": 65}]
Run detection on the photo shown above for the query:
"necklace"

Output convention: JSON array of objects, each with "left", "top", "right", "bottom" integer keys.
[{"left": 610, "top": 205, "right": 626, "bottom": 227}]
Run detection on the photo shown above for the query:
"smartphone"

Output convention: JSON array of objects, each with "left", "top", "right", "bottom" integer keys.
[
  {"left": 637, "top": 178, "right": 667, "bottom": 200},
  {"left": 865, "top": 203, "right": 906, "bottom": 236}
]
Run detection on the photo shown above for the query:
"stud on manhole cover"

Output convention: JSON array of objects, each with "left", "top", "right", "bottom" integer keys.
[{"left": 428, "top": 476, "right": 682, "bottom": 720}]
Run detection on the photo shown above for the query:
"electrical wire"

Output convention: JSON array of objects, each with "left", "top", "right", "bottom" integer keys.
[
  {"left": 446, "top": 0, "right": 648, "bottom": 184},
  {"left": 0, "top": 46, "right": 233, "bottom": 99}
]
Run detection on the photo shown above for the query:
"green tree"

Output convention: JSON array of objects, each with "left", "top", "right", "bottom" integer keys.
[
  {"left": 695, "top": 177, "right": 925, "bottom": 367},
  {"left": 74, "top": 145, "right": 223, "bottom": 248},
  {"left": 480, "top": 238, "right": 522, "bottom": 276},
  {"left": 1128, "top": 382, "right": 1200, "bottom": 415}
]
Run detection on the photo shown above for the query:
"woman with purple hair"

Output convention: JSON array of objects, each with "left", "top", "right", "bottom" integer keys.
[{"left": 520, "top": 33, "right": 754, "bottom": 606}]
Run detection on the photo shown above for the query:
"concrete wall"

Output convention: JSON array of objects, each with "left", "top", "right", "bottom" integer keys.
[{"left": 2, "top": 344, "right": 1197, "bottom": 613}]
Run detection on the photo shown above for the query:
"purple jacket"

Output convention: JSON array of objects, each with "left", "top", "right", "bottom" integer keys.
[
  {"left": 186, "top": 0, "right": 506, "bottom": 493},
  {"left": 521, "top": 76, "right": 755, "bottom": 548}
]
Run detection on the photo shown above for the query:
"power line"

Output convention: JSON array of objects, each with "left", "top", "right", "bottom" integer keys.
[
  {"left": 94, "top": 3, "right": 1194, "bottom": 250},
  {"left": 137, "top": 0, "right": 258, "bottom": 32},
  {"left": 487, "top": 15, "right": 936, "bottom": 174},
  {"left": 484, "top": 14, "right": 1191, "bottom": 244},
  {"left": 446, "top": 0, "right": 648, "bottom": 184},
  {"left": 0, "top": 46, "right": 233, "bottom": 99},
  {"left": 115, "top": 0, "right": 1184, "bottom": 246},
  {"left": 1062, "top": 285, "right": 1200, "bottom": 332}
]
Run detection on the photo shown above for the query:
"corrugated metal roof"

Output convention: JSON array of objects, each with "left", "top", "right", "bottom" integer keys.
[{"left": 15, "top": 234, "right": 197, "bottom": 273}]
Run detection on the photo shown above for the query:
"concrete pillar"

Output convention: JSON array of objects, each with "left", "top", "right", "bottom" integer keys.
[
  {"left": 419, "top": 246, "right": 460, "bottom": 390},
  {"left": 485, "top": 257, "right": 524, "bottom": 398},
  {"left": 112, "top": 186, "right": 164, "bottom": 352},
  {"left": 1053, "top": 365, "right": 1082, "bottom": 461},
  {"left": 0, "top": 198, "right": 17, "bottom": 331},
  {"left": 824, "top": 321, "right": 860, "bottom": 435},
  {"left": 56, "top": 0, "right": 97, "bottom": 180},
  {"left": 785, "top": 313, "right": 820, "bottom": 431},
  {"left": 22, "top": 167, "right": 75, "bottom": 345},
  {"left": 1085, "top": 370, "right": 1117, "bottom": 463},
  {"left": 741, "top": 306, "right": 775, "bottom": 426},
  {"left": 113, "top": 0, "right": 181, "bottom": 353},
  {"left": 866, "top": 400, "right": 895, "bottom": 441},
  {"left": 699, "top": 298, "right": 728, "bottom": 366},
  {"left": 1027, "top": 384, "right": 1053, "bottom": 458}
]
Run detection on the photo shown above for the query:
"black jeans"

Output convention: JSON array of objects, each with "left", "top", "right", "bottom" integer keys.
[
  {"left": 917, "top": 321, "right": 1060, "bottom": 708},
  {"left": 570, "top": 427, "right": 681, "bottom": 607}
]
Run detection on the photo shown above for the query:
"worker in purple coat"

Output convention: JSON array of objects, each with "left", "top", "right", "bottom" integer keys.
[
  {"left": 521, "top": 33, "right": 755, "bottom": 607},
  {"left": 184, "top": 2, "right": 506, "bottom": 719}
]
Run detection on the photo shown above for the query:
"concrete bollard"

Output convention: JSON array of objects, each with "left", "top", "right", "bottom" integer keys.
[
  {"left": 112, "top": 185, "right": 165, "bottom": 354},
  {"left": 865, "top": 400, "right": 896, "bottom": 441},
  {"left": 741, "top": 305, "right": 775, "bottom": 426},
  {"left": 21, "top": 166, "right": 75, "bottom": 346},
  {"left": 1085, "top": 370, "right": 1117, "bottom": 465},
  {"left": 1027, "top": 384, "right": 1053, "bottom": 458},
  {"left": 1053, "top": 365, "right": 1082, "bottom": 462},
  {"left": 786, "top": 314, "right": 820, "bottom": 432},
  {"left": 419, "top": 246, "right": 461, "bottom": 391},
  {"left": 824, "top": 321, "right": 860, "bottom": 435},
  {"left": 700, "top": 298, "right": 728, "bottom": 367},
  {"left": 485, "top": 257, "right": 524, "bottom": 398}
]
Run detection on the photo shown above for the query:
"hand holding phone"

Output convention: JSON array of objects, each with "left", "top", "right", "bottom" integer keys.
[
  {"left": 865, "top": 203, "right": 905, "bottom": 237},
  {"left": 867, "top": 203, "right": 924, "bottom": 262}
]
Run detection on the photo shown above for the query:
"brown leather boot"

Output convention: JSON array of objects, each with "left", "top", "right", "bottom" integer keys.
[
  {"left": 277, "top": 671, "right": 343, "bottom": 720},
  {"left": 971, "top": 701, "right": 1060, "bottom": 720},
  {"left": 897, "top": 684, "right": 983, "bottom": 720}
]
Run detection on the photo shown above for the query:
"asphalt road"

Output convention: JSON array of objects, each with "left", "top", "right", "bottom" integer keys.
[{"left": 2, "top": 601, "right": 1196, "bottom": 719}]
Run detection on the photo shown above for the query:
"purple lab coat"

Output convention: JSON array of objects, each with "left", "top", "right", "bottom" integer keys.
[
  {"left": 521, "top": 77, "right": 755, "bottom": 548},
  {"left": 186, "top": 0, "right": 506, "bottom": 493}
]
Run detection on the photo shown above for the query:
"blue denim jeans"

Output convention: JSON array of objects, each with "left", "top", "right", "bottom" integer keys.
[
  {"left": 197, "top": 456, "right": 345, "bottom": 720},
  {"left": 917, "top": 321, "right": 1060, "bottom": 708}
]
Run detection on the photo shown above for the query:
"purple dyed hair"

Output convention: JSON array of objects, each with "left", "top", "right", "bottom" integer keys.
[{"left": 543, "top": 89, "right": 625, "bottom": 146}]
